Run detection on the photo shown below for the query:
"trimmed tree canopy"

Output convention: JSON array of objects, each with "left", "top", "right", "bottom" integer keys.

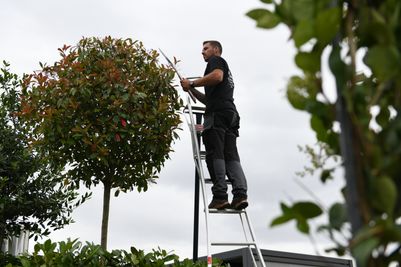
[
  {"left": 20, "top": 37, "right": 182, "bottom": 191},
  {"left": 18, "top": 37, "right": 183, "bottom": 248}
]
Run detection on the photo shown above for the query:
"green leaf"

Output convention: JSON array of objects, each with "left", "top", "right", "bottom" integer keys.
[
  {"left": 271, "top": 202, "right": 294, "bottom": 227},
  {"left": 286, "top": 76, "right": 311, "bottom": 110},
  {"left": 20, "top": 258, "right": 31, "bottom": 267},
  {"left": 371, "top": 176, "right": 397, "bottom": 215},
  {"left": 310, "top": 115, "right": 327, "bottom": 142},
  {"left": 315, "top": 7, "right": 341, "bottom": 45},
  {"left": 289, "top": 0, "right": 316, "bottom": 22},
  {"left": 376, "top": 107, "right": 390, "bottom": 128},
  {"left": 352, "top": 237, "right": 380, "bottom": 267},
  {"left": 114, "top": 189, "right": 120, "bottom": 197},
  {"left": 260, "top": 0, "right": 273, "bottom": 3},
  {"left": 293, "top": 19, "right": 315, "bottom": 48},
  {"left": 271, "top": 201, "right": 321, "bottom": 234},
  {"left": 363, "top": 45, "right": 401, "bottom": 81},
  {"left": 329, "top": 203, "right": 347, "bottom": 230},
  {"left": 296, "top": 218, "right": 310, "bottom": 234},
  {"left": 384, "top": 223, "right": 401, "bottom": 242},
  {"left": 325, "top": 246, "right": 346, "bottom": 256},
  {"left": 320, "top": 169, "right": 332, "bottom": 183},
  {"left": 293, "top": 201, "right": 323, "bottom": 219},
  {"left": 271, "top": 214, "right": 293, "bottom": 226},
  {"left": 295, "top": 51, "right": 321, "bottom": 73},
  {"left": 246, "top": 8, "right": 281, "bottom": 29}
]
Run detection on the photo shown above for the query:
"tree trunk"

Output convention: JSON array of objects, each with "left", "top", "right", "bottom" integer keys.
[{"left": 101, "top": 181, "right": 111, "bottom": 250}]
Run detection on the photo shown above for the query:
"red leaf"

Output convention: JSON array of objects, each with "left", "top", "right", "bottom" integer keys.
[
  {"left": 120, "top": 118, "right": 127, "bottom": 127},
  {"left": 115, "top": 133, "right": 121, "bottom": 142}
]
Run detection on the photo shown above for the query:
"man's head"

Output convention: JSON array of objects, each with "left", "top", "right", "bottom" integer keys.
[{"left": 202, "top": 40, "right": 222, "bottom": 62}]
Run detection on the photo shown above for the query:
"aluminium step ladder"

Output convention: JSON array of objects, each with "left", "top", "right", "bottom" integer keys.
[{"left": 183, "top": 97, "right": 266, "bottom": 267}]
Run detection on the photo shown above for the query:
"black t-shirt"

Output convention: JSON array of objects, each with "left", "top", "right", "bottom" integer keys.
[{"left": 204, "top": 56, "right": 237, "bottom": 114}]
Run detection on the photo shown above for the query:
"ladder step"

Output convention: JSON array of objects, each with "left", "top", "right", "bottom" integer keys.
[
  {"left": 208, "top": 209, "right": 245, "bottom": 214},
  {"left": 194, "top": 155, "right": 206, "bottom": 160},
  {"left": 211, "top": 242, "right": 256, "bottom": 246}
]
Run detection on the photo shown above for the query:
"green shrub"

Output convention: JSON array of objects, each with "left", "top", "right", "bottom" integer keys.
[
  {"left": 0, "top": 252, "right": 22, "bottom": 266},
  {"left": 1, "top": 239, "right": 224, "bottom": 267}
]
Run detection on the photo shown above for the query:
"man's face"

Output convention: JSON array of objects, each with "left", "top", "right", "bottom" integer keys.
[{"left": 202, "top": 43, "right": 218, "bottom": 62}]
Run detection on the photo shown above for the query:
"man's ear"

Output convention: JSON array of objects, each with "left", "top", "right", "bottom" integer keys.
[{"left": 213, "top": 46, "right": 221, "bottom": 55}]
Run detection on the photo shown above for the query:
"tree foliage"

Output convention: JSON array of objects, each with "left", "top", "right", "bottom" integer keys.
[
  {"left": 18, "top": 37, "right": 183, "bottom": 249},
  {"left": 248, "top": 0, "right": 401, "bottom": 266},
  {"left": 0, "top": 62, "right": 82, "bottom": 247}
]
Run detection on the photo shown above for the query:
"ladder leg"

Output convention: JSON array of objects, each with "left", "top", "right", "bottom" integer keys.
[
  {"left": 239, "top": 213, "right": 258, "bottom": 267},
  {"left": 244, "top": 212, "right": 266, "bottom": 267}
]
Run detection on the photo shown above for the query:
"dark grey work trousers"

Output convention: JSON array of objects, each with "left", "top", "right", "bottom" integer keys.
[{"left": 202, "top": 110, "right": 248, "bottom": 201}]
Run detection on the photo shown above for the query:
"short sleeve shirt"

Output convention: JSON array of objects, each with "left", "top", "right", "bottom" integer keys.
[{"left": 204, "top": 56, "right": 237, "bottom": 114}]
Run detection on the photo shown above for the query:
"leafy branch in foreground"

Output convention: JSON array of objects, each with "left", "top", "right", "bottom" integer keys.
[{"left": 248, "top": 1, "right": 401, "bottom": 266}]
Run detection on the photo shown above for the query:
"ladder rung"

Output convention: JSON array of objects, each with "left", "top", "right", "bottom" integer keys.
[
  {"left": 209, "top": 209, "right": 245, "bottom": 214},
  {"left": 194, "top": 155, "right": 206, "bottom": 160},
  {"left": 204, "top": 179, "right": 231, "bottom": 184},
  {"left": 211, "top": 242, "right": 256, "bottom": 246},
  {"left": 194, "top": 151, "right": 206, "bottom": 160}
]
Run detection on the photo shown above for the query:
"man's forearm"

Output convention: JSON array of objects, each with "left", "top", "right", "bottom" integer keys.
[
  {"left": 193, "top": 69, "right": 223, "bottom": 87},
  {"left": 189, "top": 87, "right": 206, "bottom": 104},
  {"left": 188, "top": 69, "right": 222, "bottom": 104},
  {"left": 182, "top": 69, "right": 222, "bottom": 104}
]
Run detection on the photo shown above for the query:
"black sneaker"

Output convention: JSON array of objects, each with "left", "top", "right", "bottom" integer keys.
[
  {"left": 231, "top": 197, "right": 248, "bottom": 210},
  {"left": 208, "top": 199, "right": 230, "bottom": 210}
]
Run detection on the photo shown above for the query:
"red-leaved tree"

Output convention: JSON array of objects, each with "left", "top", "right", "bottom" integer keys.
[{"left": 19, "top": 37, "right": 182, "bottom": 249}]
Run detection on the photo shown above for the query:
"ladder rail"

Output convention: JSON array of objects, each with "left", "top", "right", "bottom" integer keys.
[
  {"left": 244, "top": 212, "right": 266, "bottom": 267},
  {"left": 239, "top": 213, "right": 258, "bottom": 267},
  {"left": 185, "top": 96, "right": 213, "bottom": 267}
]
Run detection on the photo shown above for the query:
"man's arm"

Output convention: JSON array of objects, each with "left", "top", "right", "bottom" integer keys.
[
  {"left": 188, "top": 87, "right": 206, "bottom": 104},
  {"left": 192, "top": 69, "right": 223, "bottom": 87},
  {"left": 181, "top": 69, "right": 223, "bottom": 104}
]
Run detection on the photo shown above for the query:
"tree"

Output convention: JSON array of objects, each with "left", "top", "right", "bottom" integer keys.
[
  {"left": 0, "top": 61, "right": 83, "bottom": 249},
  {"left": 247, "top": 0, "right": 401, "bottom": 266},
  {"left": 18, "top": 37, "right": 182, "bottom": 249}
]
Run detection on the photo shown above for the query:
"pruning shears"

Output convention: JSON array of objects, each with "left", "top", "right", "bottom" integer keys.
[{"left": 159, "top": 49, "right": 197, "bottom": 103}]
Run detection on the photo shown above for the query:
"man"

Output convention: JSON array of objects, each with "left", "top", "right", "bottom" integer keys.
[{"left": 181, "top": 40, "right": 248, "bottom": 210}]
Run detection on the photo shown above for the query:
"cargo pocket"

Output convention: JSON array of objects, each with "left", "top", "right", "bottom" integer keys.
[{"left": 203, "top": 113, "right": 214, "bottom": 132}]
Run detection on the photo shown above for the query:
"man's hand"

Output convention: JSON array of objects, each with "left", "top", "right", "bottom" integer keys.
[{"left": 180, "top": 78, "right": 192, "bottom": 92}]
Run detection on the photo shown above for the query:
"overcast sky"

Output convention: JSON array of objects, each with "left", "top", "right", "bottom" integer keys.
[{"left": 1, "top": 0, "right": 351, "bottom": 262}]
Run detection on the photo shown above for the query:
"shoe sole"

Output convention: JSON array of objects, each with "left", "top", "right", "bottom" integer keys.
[
  {"left": 209, "top": 202, "right": 230, "bottom": 210},
  {"left": 233, "top": 201, "right": 248, "bottom": 210}
]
